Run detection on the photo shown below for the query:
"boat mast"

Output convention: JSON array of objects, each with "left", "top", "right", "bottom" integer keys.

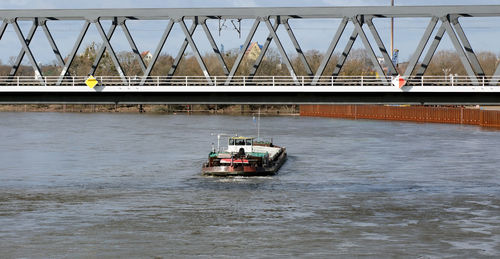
[
  {"left": 257, "top": 107, "right": 261, "bottom": 139},
  {"left": 217, "top": 134, "right": 221, "bottom": 152}
]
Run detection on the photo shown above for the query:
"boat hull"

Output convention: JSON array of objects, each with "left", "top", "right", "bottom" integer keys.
[{"left": 202, "top": 150, "right": 287, "bottom": 177}]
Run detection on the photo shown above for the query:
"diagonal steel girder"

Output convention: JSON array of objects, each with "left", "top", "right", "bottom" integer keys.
[
  {"left": 201, "top": 20, "right": 229, "bottom": 76},
  {"left": 121, "top": 20, "right": 147, "bottom": 74},
  {"left": 413, "top": 17, "right": 481, "bottom": 84},
  {"left": 225, "top": 19, "right": 260, "bottom": 86},
  {"left": 283, "top": 19, "right": 313, "bottom": 77},
  {"left": 0, "top": 20, "right": 7, "bottom": 40},
  {"left": 0, "top": 20, "right": 7, "bottom": 82},
  {"left": 442, "top": 17, "right": 479, "bottom": 84},
  {"left": 40, "top": 20, "right": 65, "bottom": 68},
  {"left": 264, "top": 18, "right": 299, "bottom": 84},
  {"left": 89, "top": 19, "right": 117, "bottom": 76},
  {"left": 167, "top": 21, "right": 197, "bottom": 78},
  {"left": 332, "top": 29, "right": 358, "bottom": 77},
  {"left": 9, "top": 19, "right": 39, "bottom": 78},
  {"left": 11, "top": 19, "right": 44, "bottom": 84},
  {"left": 178, "top": 19, "right": 213, "bottom": 84},
  {"left": 352, "top": 16, "right": 387, "bottom": 83},
  {"left": 248, "top": 17, "right": 312, "bottom": 80},
  {"left": 416, "top": 22, "right": 446, "bottom": 77},
  {"left": 57, "top": 21, "right": 90, "bottom": 86},
  {"left": 248, "top": 18, "right": 280, "bottom": 80},
  {"left": 326, "top": 17, "right": 395, "bottom": 80},
  {"left": 94, "top": 19, "right": 127, "bottom": 84},
  {"left": 140, "top": 20, "right": 175, "bottom": 85},
  {"left": 403, "top": 17, "right": 438, "bottom": 77},
  {"left": 312, "top": 18, "right": 348, "bottom": 85},
  {"left": 91, "top": 19, "right": 147, "bottom": 76},
  {"left": 366, "top": 17, "right": 398, "bottom": 76},
  {"left": 451, "top": 17, "right": 485, "bottom": 76}
]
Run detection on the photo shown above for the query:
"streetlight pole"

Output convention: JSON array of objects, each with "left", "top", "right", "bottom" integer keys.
[{"left": 391, "top": 0, "right": 394, "bottom": 59}]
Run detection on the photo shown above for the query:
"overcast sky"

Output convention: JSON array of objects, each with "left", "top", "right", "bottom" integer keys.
[{"left": 0, "top": 0, "right": 499, "bottom": 65}]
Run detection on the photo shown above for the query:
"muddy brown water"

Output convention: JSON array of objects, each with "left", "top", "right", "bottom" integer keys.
[{"left": 0, "top": 113, "right": 499, "bottom": 258}]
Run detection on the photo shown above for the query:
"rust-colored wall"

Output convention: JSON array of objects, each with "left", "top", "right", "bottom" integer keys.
[
  {"left": 300, "top": 105, "right": 500, "bottom": 128},
  {"left": 481, "top": 109, "right": 500, "bottom": 128}
]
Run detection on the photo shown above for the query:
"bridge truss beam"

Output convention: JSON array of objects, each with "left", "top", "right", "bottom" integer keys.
[
  {"left": 0, "top": 5, "right": 499, "bottom": 86},
  {"left": 1, "top": 91, "right": 499, "bottom": 105}
]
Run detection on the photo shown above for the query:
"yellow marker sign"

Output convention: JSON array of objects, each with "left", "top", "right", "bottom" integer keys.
[{"left": 85, "top": 76, "right": 99, "bottom": 88}]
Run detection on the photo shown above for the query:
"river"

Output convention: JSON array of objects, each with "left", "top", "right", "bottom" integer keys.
[{"left": 0, "top": 112, "right": 499, "bottom": 258}]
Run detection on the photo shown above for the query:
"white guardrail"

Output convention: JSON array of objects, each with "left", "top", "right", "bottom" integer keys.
[{"left": 0, "top": 75, "right": 499, "bottom": 87}]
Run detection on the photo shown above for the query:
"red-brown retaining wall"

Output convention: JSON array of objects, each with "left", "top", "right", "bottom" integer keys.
[{"left": 300, "top": 105, "right": 500, "bottom": 128}]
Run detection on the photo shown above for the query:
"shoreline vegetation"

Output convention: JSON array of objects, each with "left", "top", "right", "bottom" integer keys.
[
  {"left": 2, "top": 104, "right": 499, "bottom": 129},
  {"left": 4, "top": 41, "right": 500, "bottom": 78},
  {"left": 0, "top": 104, "right": 300, "bottom": 115}
]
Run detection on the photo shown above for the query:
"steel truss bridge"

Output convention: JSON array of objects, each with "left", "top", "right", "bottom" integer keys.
[{"left": 0, "top": 5, "right": 500, "bottom": 104}]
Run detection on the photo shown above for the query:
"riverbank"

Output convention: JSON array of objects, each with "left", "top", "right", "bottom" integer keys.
[
  {"left": 301, "top": 105, "right": 500, "bottom": 128},
  {"left": 0, "top": 104, "right": 300, "bottom": 115},
  {"left": 5, "top": 104, "right": 499, "bottom": 129}
]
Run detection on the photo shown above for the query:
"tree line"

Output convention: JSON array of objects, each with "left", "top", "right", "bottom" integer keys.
[{"left": 0, "top": 42, "right": 498, "bottom": 77}]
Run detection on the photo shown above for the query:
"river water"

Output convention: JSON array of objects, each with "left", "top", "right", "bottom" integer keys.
[{"left": 0, "top": 112, "right": 499, "bottom": 258}]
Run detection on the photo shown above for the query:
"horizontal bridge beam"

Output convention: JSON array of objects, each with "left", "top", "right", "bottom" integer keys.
[
  {"left": 1, "top": 85, "right": 499, "bottom": 93},
  {"left": 2, "top": 6, "right": 500, "bottom": 20},
  {"left": 1, "top": 91, "right": 499, "bottom": 105}
]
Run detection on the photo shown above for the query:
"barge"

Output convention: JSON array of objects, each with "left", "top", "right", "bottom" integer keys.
[{"left": 202, "top": 135, "right": 287, "bottom": 177}]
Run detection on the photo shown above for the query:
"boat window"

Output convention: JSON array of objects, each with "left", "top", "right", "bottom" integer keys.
[
  {"left": 235, "top": 139, "right": 245, "bottom": 145},
  {"left": 229, "top": 139, "right": 235, "bottom": 145},
  {"left": 246, "top": 139, "right": 252, "bottom": 146}
]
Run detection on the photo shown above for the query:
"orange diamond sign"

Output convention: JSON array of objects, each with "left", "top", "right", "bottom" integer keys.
[
  {"left": 392, "top": 75, "right": 407, "bottom": 89},
  {"left": 85, "top": 76, "right": 99, "bottom": 88}
]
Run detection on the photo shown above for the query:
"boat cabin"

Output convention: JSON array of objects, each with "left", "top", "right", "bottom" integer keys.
[{"left": 227, "top": 136, "right": 254, "bottom": 153}]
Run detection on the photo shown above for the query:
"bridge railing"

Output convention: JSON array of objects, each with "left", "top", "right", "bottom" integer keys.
[{"left": 0, "top": 76, "right": 499, "bottom": 87}]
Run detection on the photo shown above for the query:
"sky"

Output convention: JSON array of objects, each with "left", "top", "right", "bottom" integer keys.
[
  {"left": 1, "top": 0, "right": 500, "bottom": 9},
  {"left": 0, "top": 0, "right": 499, "bottom": 66}
]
